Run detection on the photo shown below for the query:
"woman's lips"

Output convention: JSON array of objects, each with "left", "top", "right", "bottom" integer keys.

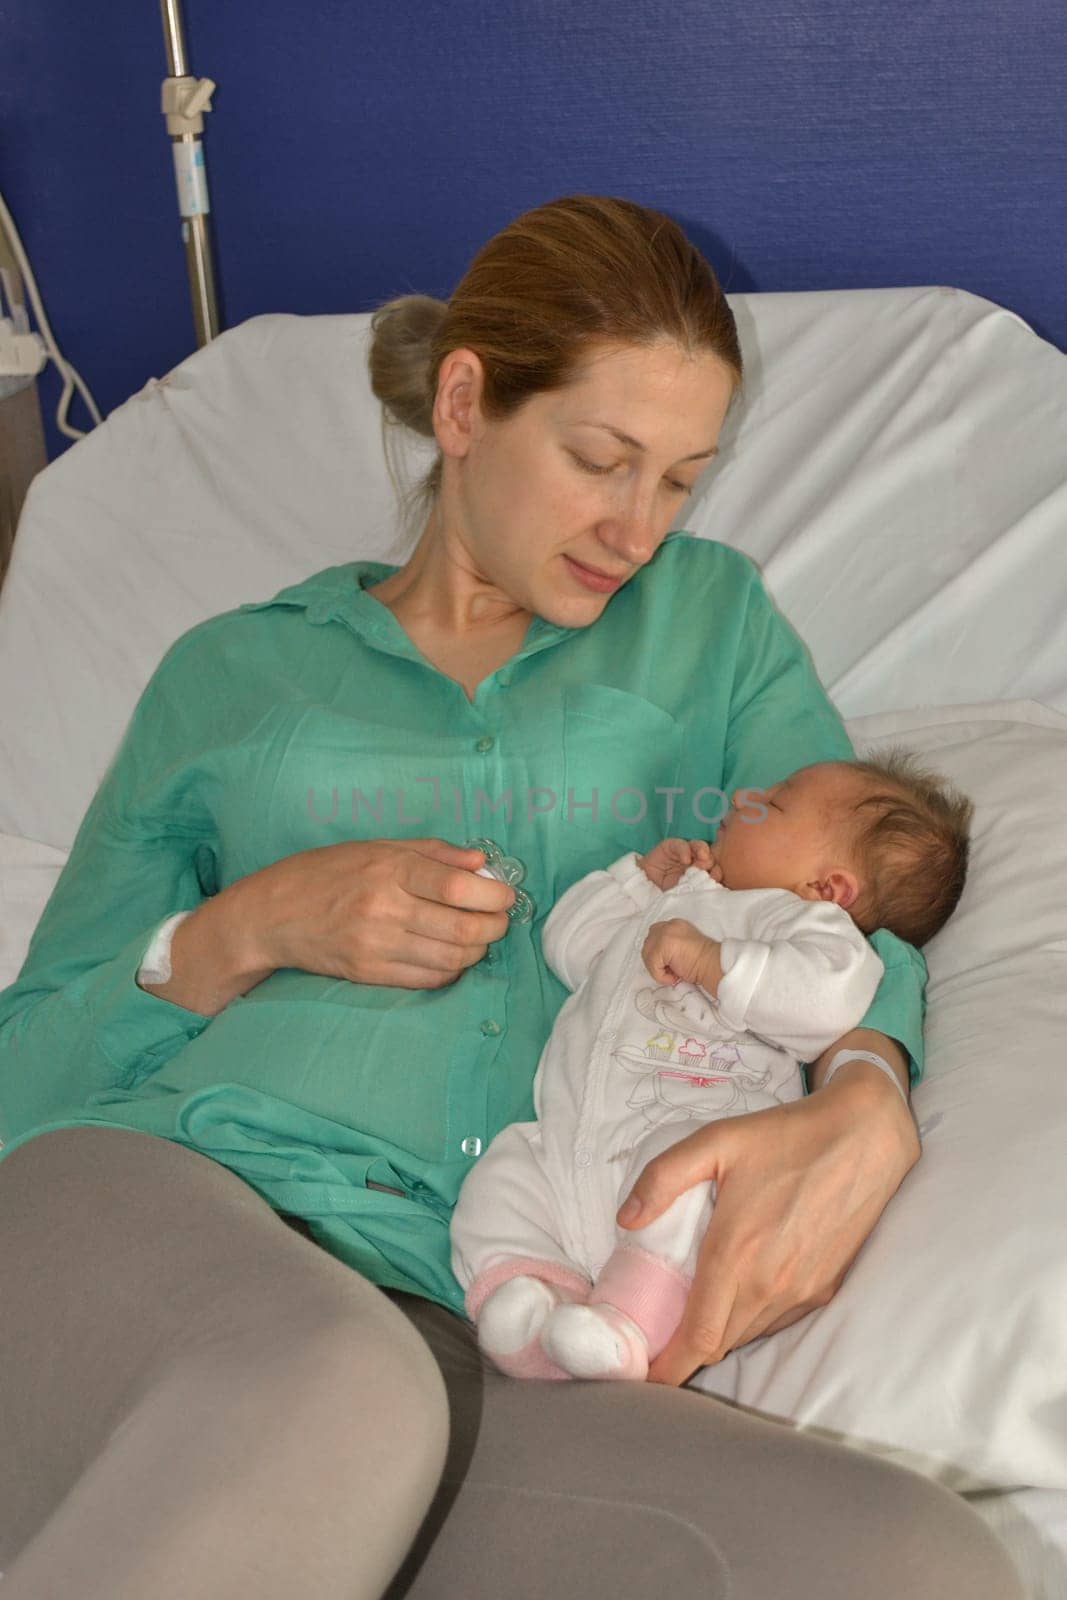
[{"left": 564, "top": 554, "right": 626, "bottom": 593}]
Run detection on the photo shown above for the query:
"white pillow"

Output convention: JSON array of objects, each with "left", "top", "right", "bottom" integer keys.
[
  {"left": 681, "top": 291, "right": 1067, "bottom": 723},
  {"left": 690, "top": 699, "right": 1067, "bottom": 1494}
]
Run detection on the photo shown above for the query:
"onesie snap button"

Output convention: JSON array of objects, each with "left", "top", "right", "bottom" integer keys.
[
  {"left": 575, "top": 1149, "right": 592, "bottom": 1168},
  {"left": 461, "top": 1136, "right": 483, "bottom": 1157},
  {"left": 475, "top": 735, "right": 495, "bottom": 753},
  {"left": 480, "top": 1017, "right": 502, "bottom": 1037}
]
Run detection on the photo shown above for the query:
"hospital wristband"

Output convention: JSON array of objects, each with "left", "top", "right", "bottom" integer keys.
[
  {"left": 136, "top": 910, "right": 195, "bottom": 987},
  {"left": 822, "top": 1048, "right": 911, "bottom": 1110}
]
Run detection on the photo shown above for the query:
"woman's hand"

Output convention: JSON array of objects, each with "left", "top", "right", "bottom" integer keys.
[
  {"left": 616, "top": 1060, "right": 921, "bottom": 1385},
  {"left": 639, "top": 837, "right": 722, "bottom": 890},
  {"left": 228, "top": 836, "right": 514, "bottom": 990}
]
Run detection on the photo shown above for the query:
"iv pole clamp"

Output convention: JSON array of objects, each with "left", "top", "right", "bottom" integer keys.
[{"left": 160, "top": 0, "right": 220, "bottom": 346}]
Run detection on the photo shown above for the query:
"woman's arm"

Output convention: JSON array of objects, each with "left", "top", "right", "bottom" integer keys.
[
  {"left": 807, "top": 1025, "right": 912, "bottom": 1101},
  {"left": 135, "top": 891, "right": 276, "bottom": 1016},
  {"left": 613, "top": 549, "right": 927, "bottom": 1384},
  {"left": 616, "top": 1023, "right": 920, "bottom": 1385},
  {"left": 0, "top": 650, "right": 223, "bottom": 1143},
  {"left": 713, "top": 557, "right": 929, "bottom": 1089},
  {"left": 142, "top": 831, "right": 515, "bottom": 1013}
]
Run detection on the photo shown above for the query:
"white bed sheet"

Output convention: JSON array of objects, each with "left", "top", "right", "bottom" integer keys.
[
  {"left": 0, "top": 286, "right": 1064, "bottom": 850},
  {"left": 966, "top": 1487, "right": 1067, "bottom": 1600}
]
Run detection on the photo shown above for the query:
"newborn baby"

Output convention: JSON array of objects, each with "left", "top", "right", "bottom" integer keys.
[{"left": 450, "top": 750, "right": 972, "bottom": 1382}]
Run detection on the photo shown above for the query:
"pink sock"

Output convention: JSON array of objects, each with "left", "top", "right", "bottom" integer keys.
[
  {"left": 466, "top": 1256, "right": 592, "bottom": 1381},
  {"left": 553, "top": 1302, "right": 652, "bottom": 1381},
  {"left": 589, "top": 1244, "right": 693, "bottom": 1360}
]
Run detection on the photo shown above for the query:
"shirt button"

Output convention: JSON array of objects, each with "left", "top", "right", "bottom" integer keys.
[
  {"left": 475, "top": 735, "right": 495, "bottom": 753},
  {"left": 480, "top": 1017, "right": 502, "bottom": 1037},
  {"left": 461, "top": 1136, "right": 483, "bottom": 1157},
  {"left": 575, "top": 1149, "right": 592, "bottom": 1168},
  {"left": 497, "top": 671, "right": 512, "bottom": 687}
]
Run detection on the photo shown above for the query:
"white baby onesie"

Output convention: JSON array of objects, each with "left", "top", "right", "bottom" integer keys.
[{"left": 450, "top": 851, "right": 885, "bottom": 1360}]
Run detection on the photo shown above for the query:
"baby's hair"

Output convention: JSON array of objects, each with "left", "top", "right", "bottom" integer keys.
[{"left": 832, "top": 748, "right": 975, "bottom": 947}]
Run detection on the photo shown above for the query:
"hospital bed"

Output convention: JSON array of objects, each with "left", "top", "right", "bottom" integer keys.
[{"left": 0, "top": 285, "right": 1065, "bottom": 1595}]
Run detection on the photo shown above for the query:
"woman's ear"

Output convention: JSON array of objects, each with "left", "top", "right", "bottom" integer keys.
[{"left": 433, "top": 347, "right": 487, "bottom": 459}]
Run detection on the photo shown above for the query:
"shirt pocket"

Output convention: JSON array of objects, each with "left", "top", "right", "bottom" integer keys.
[
  {"left": 557, "top": 683, "right": 684, "bottom": 889},
  {"left": 214, "top": 702, "right": 475, "bottom": 883}
]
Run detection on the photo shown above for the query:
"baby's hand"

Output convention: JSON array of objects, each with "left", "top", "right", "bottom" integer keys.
[
  {"left": 638, "top": 837, "right": 723, "bottom": 890},
  {"left": 688, "top": 838, "right": 724, "bottom": 884},
  {"left": 642, "top": 918, "right": 721, "bottom": 991}
]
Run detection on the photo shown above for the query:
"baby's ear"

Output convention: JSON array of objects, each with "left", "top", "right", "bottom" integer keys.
[{"left": 827, "top": 870, "right": 860, "bottom": 910}]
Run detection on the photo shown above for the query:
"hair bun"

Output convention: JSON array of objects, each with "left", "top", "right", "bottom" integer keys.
[{"left": 368, "top": 294, "right": 448, "bottom": 438}]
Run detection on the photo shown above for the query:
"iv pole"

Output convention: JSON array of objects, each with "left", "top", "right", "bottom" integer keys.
[{"left": 159, "top": 0, "right": 220, "bottom": 346}]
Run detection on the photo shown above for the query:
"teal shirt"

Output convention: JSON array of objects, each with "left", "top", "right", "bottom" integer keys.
[{"left": 0, "top": 534, "right": 926, "bottom": 1314}]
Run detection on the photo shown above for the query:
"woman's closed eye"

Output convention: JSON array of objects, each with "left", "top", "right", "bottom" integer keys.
[{"left": 569, "top": 451, "right": 691, "bottom": 495}]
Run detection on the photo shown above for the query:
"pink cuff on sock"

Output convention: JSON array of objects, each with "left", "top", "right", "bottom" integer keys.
[
  {"left": 486, "top": 1334, "right": 575, "bottom": 1382},
  {"left": 465, "top": 1255, "right": 591, "bottom": 1324},
  {"left": 589, "top": 1245, "right": 692, "bottom": 1359}
]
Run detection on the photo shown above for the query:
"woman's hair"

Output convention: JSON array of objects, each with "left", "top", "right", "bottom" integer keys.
[
  {"left": 835, "top": 749, "right": 975, "bottom": 947},
  {"left": 367, "top": 194, "right": 742, "bottom": 549}
]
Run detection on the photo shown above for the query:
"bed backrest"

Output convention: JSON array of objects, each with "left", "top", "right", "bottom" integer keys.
[{"left": 0, "top": 286, "right": 1064, "bottom": 849}]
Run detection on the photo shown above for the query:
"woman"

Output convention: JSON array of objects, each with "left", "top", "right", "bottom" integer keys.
[{"left": 0, "top": 196, "right": 1022, "bottom": 1597}]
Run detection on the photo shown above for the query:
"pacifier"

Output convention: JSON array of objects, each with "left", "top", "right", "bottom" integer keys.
[{"left": 464, "top": 836, "right": 535, "bottom": 925}]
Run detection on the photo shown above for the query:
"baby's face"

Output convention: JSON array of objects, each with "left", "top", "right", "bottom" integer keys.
[{"left": 713, "top": 763, "right": 862, "bottom": 907}]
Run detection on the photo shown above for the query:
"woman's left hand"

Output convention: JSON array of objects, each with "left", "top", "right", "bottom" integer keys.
[{"left": 616, "top": 1069, "right": 921, "bottom": 1385}]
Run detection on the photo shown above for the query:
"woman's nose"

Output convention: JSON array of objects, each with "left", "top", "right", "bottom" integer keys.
[{"left": 603, "top": 502, "right": 662, "bottom": 567}]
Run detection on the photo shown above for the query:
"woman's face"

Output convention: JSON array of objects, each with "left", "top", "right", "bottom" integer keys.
[{"left": 435, "top": 338, "right": 737, "bottom": 626}]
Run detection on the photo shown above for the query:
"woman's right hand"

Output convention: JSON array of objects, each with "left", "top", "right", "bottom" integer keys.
[{"left": 231, "top": 836, "right": 515, "bottom": 989}]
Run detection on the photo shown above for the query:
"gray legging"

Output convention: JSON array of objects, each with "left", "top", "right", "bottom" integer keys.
[{"left": 0, "top": 1125, "right": 1024, "bottom": 1599}]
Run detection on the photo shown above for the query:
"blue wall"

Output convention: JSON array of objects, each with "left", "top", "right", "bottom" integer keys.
[{"left": 4, "top": 0, "right": 1065, "bottom": 462}]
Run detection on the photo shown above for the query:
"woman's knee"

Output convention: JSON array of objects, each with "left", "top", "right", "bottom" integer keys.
[
  {"left": 421, "top": 1375, "right": 1025, "bottom": 1600},
  {"left": 313, "top": 1295, "right": 452, "bottom": 1472},
  {"left": 164, "top": 1286, "right": 451, "bottom": 1503},
  {"left": 823, "top": 1450, "right": 1025, "bottom": 1599}
]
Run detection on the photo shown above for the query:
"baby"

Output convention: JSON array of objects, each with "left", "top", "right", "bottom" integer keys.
[{"left": 450, "top": 748, "right": 973, "bottom": 1382}]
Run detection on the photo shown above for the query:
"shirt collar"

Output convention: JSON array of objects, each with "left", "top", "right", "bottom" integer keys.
[{"left": 237, "top": 559, "right": 580, "bottom": 668}]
